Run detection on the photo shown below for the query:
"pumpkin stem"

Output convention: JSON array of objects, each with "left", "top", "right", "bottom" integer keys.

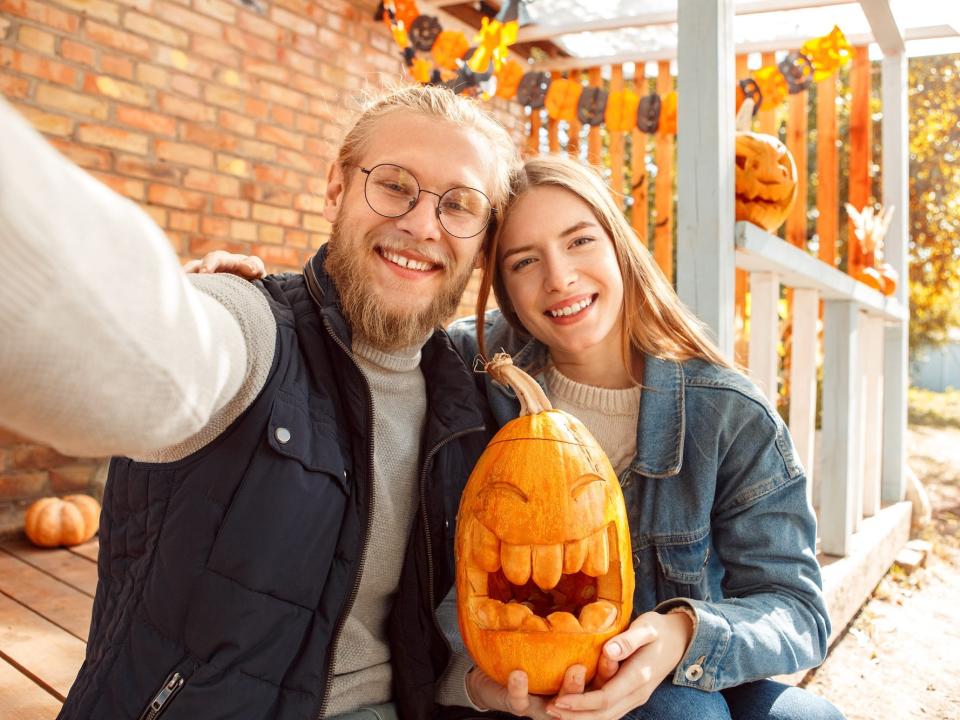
[
  {"left": 736, "top": 98, "right": 754, "bottom": 132},
  {"left": 485, "top": 353, "right": 553, "bottom": 416}
]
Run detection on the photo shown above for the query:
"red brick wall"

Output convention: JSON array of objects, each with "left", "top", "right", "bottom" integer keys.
[{"left": 0, "top": 0, "right": 523, "bottom": 507}]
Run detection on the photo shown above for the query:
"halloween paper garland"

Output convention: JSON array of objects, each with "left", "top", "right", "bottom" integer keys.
[{"left": 375, "top": 3, "right": 852, "bottom": 134}]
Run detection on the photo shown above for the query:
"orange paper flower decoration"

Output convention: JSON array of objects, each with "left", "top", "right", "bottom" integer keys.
[
  {"left": 432, "top": 30, "right": 470, "bottom": 70},
  {"left": 495, "top": 60, "right": 525, "bottom": 100},
  {"left": 801, "top": 26, "right": 852, "bottom": 82}
]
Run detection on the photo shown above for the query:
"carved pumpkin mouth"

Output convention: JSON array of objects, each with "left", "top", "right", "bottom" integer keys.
[{"left": 464, "top": 519, "right": 624, "bottom": 633}]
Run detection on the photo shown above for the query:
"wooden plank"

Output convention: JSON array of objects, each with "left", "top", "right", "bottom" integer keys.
[
  {"left": 609, "top": 64, "right": 625, "bottom": 203},
  {"left": 547, "top": 71, "right": 561, "bottom": 153},
  {"left": 748, "top": 272, "right": 781, "bottom": 402},
  {"left": 790, "top": 288, "right": 820, "bottom": 505},
  {"left": 816, "top": 73, "right": 839, "bottom": 267},
  {"left": 0, "top": 551, "right": 93, "bottom": 640},
  {"left": 67, "top": 538, "right": 99, "bottom": 564},
  {"left": 654, "top": 60, "right": 674, "bottom": 281},
  {"left": 1, "top": 539, "right": 98, "bottom": 597},
  {"left": 847, "top": 45, "right": 872, "bottom": 277},
  {"left": 757, "top": 51, "right": 778, "bottom": 135},
  {"left": 0, "top": 659, "right": 63, "bottom": 720},
  {"left": 526, "top": 107, "right": 542, "bottom": 158},
  {"left": 786, "top": 90, "right": 809, "bottom": 248},
  {"left": 734, "top": 53, "right": 751, "bottom": 367},
  {"left": 820, "top": 300, "right": 861, "bottom": 556},
  {"left": 0, "top": 592, "right": 86, "bottom": 700},
  {"left": 630, "top": 70, "right": 649, "bottom": 245},
  {"left": 587, "top": 67, "right": 603, "bottom": 167},
  {"left": 567, "top": 69, "right": 582, "bottom": 157}
]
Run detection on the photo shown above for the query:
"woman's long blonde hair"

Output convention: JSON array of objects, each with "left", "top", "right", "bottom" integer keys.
[{"left": 475, "top": 155, "right": 735, "bottom": 374}]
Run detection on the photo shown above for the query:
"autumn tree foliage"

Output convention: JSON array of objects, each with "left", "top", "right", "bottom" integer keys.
[{"left": 908, "top": 53, "right": 960, "bottom": 354}]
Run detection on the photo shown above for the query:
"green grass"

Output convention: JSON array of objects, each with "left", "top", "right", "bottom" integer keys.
[{"left": 908, "top": 387, "right": 960, "bottom": 429}]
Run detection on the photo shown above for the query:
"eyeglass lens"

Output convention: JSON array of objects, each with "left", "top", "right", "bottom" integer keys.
[{"left": 362, "top": 164, "right": 492, "bottom": 238}]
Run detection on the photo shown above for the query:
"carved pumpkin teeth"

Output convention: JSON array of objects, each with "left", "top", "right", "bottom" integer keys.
[
  {"left": 578, "top": 600, "right": 618, "bottom": 632},
  {"left": 472, "top": 521, "right": 501, "bottom": 573},
  {"left": 531, "top": 544, "right": 564, "bottom": 591},
  {"left": 582, "top": 527, "right": 610, "bottom": 577},
  {"left": 500, "top": 601, "right": 534, "bottom": 630},
  {"left": 546, "top": 611, "right": 582, "bottom": 632},
  {"left": 563, "top": 537, "right": 588, "bottom": 574},
  {"left": 521, "top": 614, "right": 550, "bottom": 632},
  {"left": 477, "top": 598, "right": 502, "bottom": 628},
  {"left": 501, "top": 542, "right": 532, "bottom": 586},
  {"left": 597, "top": 564, "right": 622, "bottom": 601}
]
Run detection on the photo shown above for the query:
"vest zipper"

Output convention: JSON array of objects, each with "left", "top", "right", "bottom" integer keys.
[
  {"left": 137, "top": 670, "right": 185, "bottom": 720},
  {"left": 419, "top": 427, "right": 486, "bottom": 670},
  {"left": 316, "top": 317, "right": 376, "bottom": 720}
]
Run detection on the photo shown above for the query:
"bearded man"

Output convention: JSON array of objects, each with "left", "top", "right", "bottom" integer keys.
[{"left": 0, "top": 86, "right": 533, "bottom": 719}]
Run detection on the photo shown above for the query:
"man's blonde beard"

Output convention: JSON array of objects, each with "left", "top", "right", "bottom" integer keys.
[{"left": 326, "top": 220, "right": 475, "bottom": 351}]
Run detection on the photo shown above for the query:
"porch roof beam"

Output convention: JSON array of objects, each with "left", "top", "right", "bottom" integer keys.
[
  {"left": 858, "top": 0, "right": 905, "bottom": 55},
  {"left": 530, "top": 24, "right": 958, "bottom": 72},
  {"left": 516, "top": 0, "right": 853, "bottom": 43}
]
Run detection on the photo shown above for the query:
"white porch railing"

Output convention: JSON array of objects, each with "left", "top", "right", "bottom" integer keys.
[{"left": 735, "top": 222, "right": 907, "bottom": 556}]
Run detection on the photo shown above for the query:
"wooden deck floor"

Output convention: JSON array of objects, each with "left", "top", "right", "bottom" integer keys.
[{"left": 0, "top": 536, "right": 97, "bottom": 720}]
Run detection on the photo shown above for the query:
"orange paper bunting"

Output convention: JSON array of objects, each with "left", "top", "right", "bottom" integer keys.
[
  {"left": 605, "top": 89, "right": 640, "bottom": 132},
  {"left": 753, "top": 65, "right": 788, "bottom": 110},
  {"left": 544, "top": 78, "right": 583, "bottom": 121},
  {"left": 495, "top": 60, "right": 524, "bottom": 100}
]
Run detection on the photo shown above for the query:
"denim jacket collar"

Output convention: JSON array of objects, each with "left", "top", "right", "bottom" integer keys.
[
  {"left": 510, "top": 334, "right": 685, "bottom": 479},
  {"left": 631, "top": 356, "right": 685, "bottom": 478}
]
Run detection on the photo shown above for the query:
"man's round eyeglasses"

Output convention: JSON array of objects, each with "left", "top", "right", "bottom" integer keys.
[{"left": 359, "top": 163, "right": 495, "bottom": 239}]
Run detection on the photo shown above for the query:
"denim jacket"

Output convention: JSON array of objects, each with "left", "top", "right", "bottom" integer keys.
[{"left": 447, "top": 310, "right": 830, "bottom": 692}]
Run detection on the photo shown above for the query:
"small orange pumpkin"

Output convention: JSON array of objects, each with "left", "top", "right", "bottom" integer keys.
[
  {"left": 24, "top": 495, "right": 101, "bottom": 548},
  {"left": 456, "top": 354, "right": 634, "bottom": 695},
  {"left": 544, "top": 78, "right": 582, "bottom": 122},
  {"left": 734, "top": 100, "right": 798, "bottom": 232}
]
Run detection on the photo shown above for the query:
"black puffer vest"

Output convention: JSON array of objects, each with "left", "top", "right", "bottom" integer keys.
[{"left": 57, "top": 248, "right": 493, "bottom": 720}]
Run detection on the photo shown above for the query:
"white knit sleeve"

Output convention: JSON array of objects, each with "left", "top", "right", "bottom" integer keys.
[{"left": 0, "top": 96, "right": 271, "bottom": 458}]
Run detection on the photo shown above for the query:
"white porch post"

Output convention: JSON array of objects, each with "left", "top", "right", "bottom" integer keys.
[
  {"left": 821, "top": 301, "right": 862, "bottom": 556},
  {"left": 748, "top": 272, "right": 781, "bottom": 403},
  {"left": 881, "top": 50, "right": 909, "bottom": 504},
  {"left": 790, "top": 288, "right": 820, "bottom": 504},
  {"left": 676, "top": 0, "right": 736, "bottom": 359}
]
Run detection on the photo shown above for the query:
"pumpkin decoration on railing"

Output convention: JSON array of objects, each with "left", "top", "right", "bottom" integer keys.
[
  {"left": 845, "top": 202, "right": 898, "bottom": 295},
  {"left": 734, "top": 99, "right": 798, "bottom": 232},
  {"left": 456, "top": 354, "right": 634, "bottom": 695},
  {"left": 24, "top": 494, "right": 100, "bottom": 548}
]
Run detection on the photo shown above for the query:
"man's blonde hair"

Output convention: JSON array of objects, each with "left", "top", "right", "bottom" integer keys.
[
  {"left": 336, "top": 83, "right": 519, "bottom": 212},
  {"left": 476, "top": 155, "right": 735, "bottom": 373}
]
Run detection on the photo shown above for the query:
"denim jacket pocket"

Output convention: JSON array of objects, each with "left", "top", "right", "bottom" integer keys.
[{"left": 653, "top": 532, "right": 712, "bottom": 602}]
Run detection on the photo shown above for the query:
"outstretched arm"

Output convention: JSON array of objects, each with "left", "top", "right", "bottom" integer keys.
[{"left": 0, "top": 97, "right": 272, "bottom": 458}]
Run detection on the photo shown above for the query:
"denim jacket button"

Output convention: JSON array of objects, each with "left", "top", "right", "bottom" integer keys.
[{"left": 684, "top": 663, "right": 704, "bottom": 682}]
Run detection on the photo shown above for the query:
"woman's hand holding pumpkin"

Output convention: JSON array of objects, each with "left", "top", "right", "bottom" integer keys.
[
  {"left": 547, "top": 610, "right": 694, "bottom": 720},
  {"left": 466, "top": 664, "right": 587, "bottom": 720}
]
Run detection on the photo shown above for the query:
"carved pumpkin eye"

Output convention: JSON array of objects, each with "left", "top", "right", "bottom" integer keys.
[{"left": 456, "top": 355, "right": 635, "bottom": 695}]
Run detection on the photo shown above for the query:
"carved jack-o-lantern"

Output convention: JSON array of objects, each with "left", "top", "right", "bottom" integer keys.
[
  {"left": 456, "top": 355, "right": 634, "bottom": 695},
  {"left": 734, "top": 101, "right": 798, "bottom": 232}
]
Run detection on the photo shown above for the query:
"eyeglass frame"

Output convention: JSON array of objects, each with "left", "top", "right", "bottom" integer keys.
[{"left": 357, "top": 163, "right": 496, "bottom": 239}]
